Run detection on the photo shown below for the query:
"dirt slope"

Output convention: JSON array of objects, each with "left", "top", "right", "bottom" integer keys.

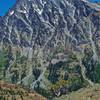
[{"left": 0, "top": 81, "right": 46, "bottom": 100}]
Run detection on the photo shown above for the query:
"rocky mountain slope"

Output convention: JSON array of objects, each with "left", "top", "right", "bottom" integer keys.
[
  {"left": 54, "top": 84, "right": 100, "bottom": 100},
  {"left": 0, "top": 0, "right": 100, "bottom": 99}
]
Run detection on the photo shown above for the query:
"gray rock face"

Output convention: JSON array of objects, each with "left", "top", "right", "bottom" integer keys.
[
  {"left": 0, "top": 0, "right": 100, "bottom": 49},
  {"left": 0, "top": 0, "right": 100, "bottom": 92}
]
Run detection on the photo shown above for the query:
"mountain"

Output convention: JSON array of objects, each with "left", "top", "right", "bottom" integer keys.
[
  {"left": 54, "top": 84, "right": 100, "bottom": 100},
  {"left": 0, "top": 0, "right": 100, "bottom": 99},
  {"left": 0, "top": 81, "right": 46, "bottom": 100}
]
